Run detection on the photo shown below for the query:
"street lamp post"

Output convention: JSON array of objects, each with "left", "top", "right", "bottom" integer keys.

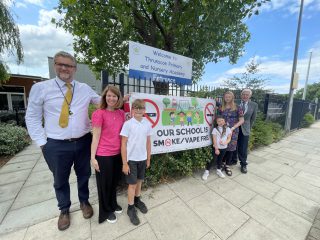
[
  {"left": 302, "top": 51, "right": 313, "bottom": 100},
  {"left": 284, "top": 0, "right": 304, "bottom": 133}
]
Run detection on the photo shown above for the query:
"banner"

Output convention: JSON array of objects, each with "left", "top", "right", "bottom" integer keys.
[
  {"left": 129, "top": 93, "right": 216, "bottom": 154},
  {"left": 129, "top": 41, "right": 193, "bottom": 85}
]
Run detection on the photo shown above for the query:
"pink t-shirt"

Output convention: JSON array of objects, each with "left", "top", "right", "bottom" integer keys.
[{"left": 91, "top": 109, "right": 125, "bottom": 156}]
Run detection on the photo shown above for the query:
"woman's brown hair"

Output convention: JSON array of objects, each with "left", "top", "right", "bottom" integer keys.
[
  {"left": 99, "top": 85, "right": 123, "bottom": 109},
  {"left": 221, "top": 91, "right": 237, "bottom": 111}
]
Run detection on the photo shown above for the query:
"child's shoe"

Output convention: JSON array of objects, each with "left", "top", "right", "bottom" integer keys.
[
  {"left": 202, "top": 170, "right": 210, "bottom": 180},
  {"left": 127, "top": 205, "right": 140, "bottom": 225},
  {"left": 216, "top": 169, "right": 225, "bottom": 178},
  {"left": 134, "top": 197, "right": 148, "bottom": 214}
]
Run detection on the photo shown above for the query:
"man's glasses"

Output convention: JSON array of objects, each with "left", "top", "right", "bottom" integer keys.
[{"left": 55, "top": 62, "right": 75, "bottom": 69}]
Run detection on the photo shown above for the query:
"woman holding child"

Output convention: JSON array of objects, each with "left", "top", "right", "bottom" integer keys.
[{"left": 91, "top": 86, "right": 126, "bottom": 224}]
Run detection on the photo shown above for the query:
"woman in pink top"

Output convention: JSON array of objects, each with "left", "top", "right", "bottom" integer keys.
[{"left": 91, "top": 86, "right": 126, "bottom": 224}]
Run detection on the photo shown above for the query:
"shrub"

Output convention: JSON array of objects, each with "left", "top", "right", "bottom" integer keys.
[
  {"left": 270, "top": 122, "right": 285, "bottom": 142},
  {"left": 0, "top": 123, "right": 31, "bottom": 155},
  {"left": 301, "top": 113, "right": 315, "bottom": 128},
  {"left": 251, "top": 115, "right": 273, "bottom": 148}
]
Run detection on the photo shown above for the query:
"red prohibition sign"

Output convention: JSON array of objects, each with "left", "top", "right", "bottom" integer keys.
[
  {"left": 165, "top": 139, "right": 171, "bottom": 146},
  {"left": 204, "top": 102, "right": 215, "bottom": 126},
  {"left": 143, "top": 99, "right": 160, "bottom": 128}
]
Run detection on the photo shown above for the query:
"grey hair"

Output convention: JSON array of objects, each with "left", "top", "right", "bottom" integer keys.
[
  {"left": 53, "top": 51, "right": 77, "bottom": 66},
  {"left": 241, "top": 89, "right": 252, "bottom": 96}
]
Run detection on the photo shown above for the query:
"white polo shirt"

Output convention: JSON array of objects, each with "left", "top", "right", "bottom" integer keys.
[
  {"left": 212, "top": 126, "right": 232, "bottom": 149},
  {"left": 120, "top": 117, "right": 152, "bottom": 161}
]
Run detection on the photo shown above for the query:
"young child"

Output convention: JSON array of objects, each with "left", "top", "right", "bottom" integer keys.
[
  {"left": 120, "top": 99, "right": 152, "bottom": 226},
  {"left": 202, "top": 115, "right": 232, "bottom": 180}
]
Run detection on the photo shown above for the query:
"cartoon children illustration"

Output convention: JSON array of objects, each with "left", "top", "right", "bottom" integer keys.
[
  {"left": 187, "top": 111, "right": 193, "bottom": 126},
  {"left": 194, "top": 111, "right": 201, "bottom": 125},
  {"left": 169, "top": 112, "right": 176, "bottom": 127},
  {"left": 179, "top": 112, "right": 185, "bottom": 126}
]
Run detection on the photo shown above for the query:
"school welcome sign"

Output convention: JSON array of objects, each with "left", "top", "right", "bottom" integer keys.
[
  {"left": 129, "top": 93, "right": 216, "bottom": 154},
  {"left": 129, "top": 41, "right": 193, "bottom": 85}
]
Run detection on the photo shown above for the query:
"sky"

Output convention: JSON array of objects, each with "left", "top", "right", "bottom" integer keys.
[{"left": 2, "top": 0, "right": 320, "bottom": 94}]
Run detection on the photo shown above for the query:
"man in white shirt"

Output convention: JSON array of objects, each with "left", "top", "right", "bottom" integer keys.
[{"left": 26, "top": 51, "right": 100, "bottom": 231}]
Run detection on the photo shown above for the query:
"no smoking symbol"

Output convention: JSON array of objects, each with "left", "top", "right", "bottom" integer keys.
[{"left": 165, "top": 139, "right": 171, "bottom": 146}]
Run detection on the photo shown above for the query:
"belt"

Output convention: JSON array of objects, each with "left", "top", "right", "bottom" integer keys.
[{"left": 48, "top": 133, "right": 90, "bottom": 142}]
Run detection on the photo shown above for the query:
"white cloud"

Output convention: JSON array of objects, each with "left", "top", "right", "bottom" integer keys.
[
  {"left": 259, "top": 0, "right": 320, "bottom": 15},
  {"left": 202, "top": 44, "right": 320, "bottom": 94},
  {"left": 16, "top": 2, "right": 27, "bottom": 8},
  {"left": 5, "top": 9, "right": 73, "bottom": 78},
  {"left": 23, "top": 0, "right": 45, "bottom": 7}
]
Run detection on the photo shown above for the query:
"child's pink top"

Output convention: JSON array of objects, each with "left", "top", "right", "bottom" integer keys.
[{"left": 91, "top": 109, "right": 126, "bottom": 156}]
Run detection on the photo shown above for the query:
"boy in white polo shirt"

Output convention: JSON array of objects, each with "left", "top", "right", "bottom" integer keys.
[{"left": 120, "top": 99, "right": 152, "bottom": 226}]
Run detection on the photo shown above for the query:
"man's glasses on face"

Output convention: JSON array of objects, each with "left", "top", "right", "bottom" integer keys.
[{"left": 55, "top": 62, "right": 75, "bottom": 69}]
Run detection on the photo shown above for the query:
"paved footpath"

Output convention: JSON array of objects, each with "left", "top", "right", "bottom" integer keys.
[{"left": 1, "top": 122, "right": 320, "bottom": 240}]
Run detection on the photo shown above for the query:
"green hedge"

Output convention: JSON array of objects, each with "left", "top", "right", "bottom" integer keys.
[
  {"left": 0, "top": 123, "right": 31, "bottom": 155},
  {"left": 301, "top": 113, "right": 315, "bottom": 128}
]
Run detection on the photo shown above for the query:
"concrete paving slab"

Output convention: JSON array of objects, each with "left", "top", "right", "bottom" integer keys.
[
  {"left": 293, "top": 164, "right": 320, "bottom": 178},
  {"left": 248, "top": 163, "right": 282, "bottom": 182},
  {"left": 259, "top": 159, "right": 300, "bottom": 177},
  {"left": 200, "top": 231, "right": 221, "bottom": 240},
  {"left": 168, "top": 176, "right": 209, "bottom": 202},
  {"left": 309, "top": 159, "right": 320, "bottom": 168},
  {"left": 273, "top": 188, "right": 319, "bottom": 222},
  {"left": 6, "top": 154, "right": 40, "bottom": 165},
  {"left": 309, "top": 227, "right": 320, "bottom": 239},
  {"left": 313, "top": 219, "right": 320, "bottom": 229},
  {"left": 295, "top": 171, "right": 320, "bottom": 188},
  {"left": 0, "top": 169, "right": 31, "bottom": 186},
  {"left": 266, "top": 155, "right": 297, "bottom": 166},
  {"left": 90, "top": 203, "right": 147, "bottom": 240},
  {"left": 0, "top": 228, "right": 27, "bottom": 240},
  {"left": 0, "top": 198, "right": 58, "bottom": 235},
  {"left": 233, "top": 173, "right": 281, "bottom": 199},
  {"left": 0, "top": 200, "right": 12, "bottom": 223},
  {"left": 188, "top": 190, "right": 249, "bottom": 240},
  {"left": 228, "top": 218, "right": 284, "bottom": 240},
  {"left": 258, "top": 147, "right": 282, "bottom": 155},
  {"left": 32, "top": 159, "right": 48, "bottom": 172},
  {"left": 11, "top": 182, "right": 55, "bottom": 210},
  {"left": 147, "top": 197, "right": 210, "bottom": 240},
  {"left": 24, "top": 210, "right": 91, "bottom": 240},
  {"left": 15, "top": 148, "right": 41, "bottom": 157},
  {"left": 246, "top": 154, "right": 268, "bottom": 165},
  {"left": 139, "top": 184, "right": 176, "bottom": 210},
  {"left": 0, "top": 160, "right": 36, "bottom": 174},
  {"left": 275, "top": 175, "right": 320, "bottom": 204},
  {"left": 249, "top": 150, "right": 269, "bottom": 158},
  {"left": 280, "top": 147, "right": 307, "bottom": 157},
  {"left": 0, "top": 181, "right": 24, "bottom": 203},
  {"left": 277, "top": 151, "right": 310, "bottom": 163},
  {"left": 116, "top": 223, "right": 157, "bottom": 240},
  {"left": 206, "top": 177, "right": 256, "bottom": 208},
  {"left": 241, "top": 195, "right": 312, "bottom": 240},
  {"left": 24, "top": 170, "right": 53, "bottom": 187}
]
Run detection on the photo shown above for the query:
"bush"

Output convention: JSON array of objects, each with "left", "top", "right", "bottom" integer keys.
[
  {"left": 0, "top": 123, "right": 31, "bottom": 155},
  {"left": 251, "top": 114, "right": 273, "bottom": 148},
  {"left": 301, "top": 113, "right": 315, "bottom": 128},
  {"left": 144, "top": 146, "right": 211, "bottom": 186},
  {"left": 270, "top": 122, "right": 285, "bottom": 142}
]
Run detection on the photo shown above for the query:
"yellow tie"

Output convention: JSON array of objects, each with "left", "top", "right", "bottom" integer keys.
[{"left": 59, "top": 83, "right": 72, "bottom": 128}]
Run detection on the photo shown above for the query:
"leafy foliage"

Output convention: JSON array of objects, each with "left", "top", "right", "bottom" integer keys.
[
  {"left": 0, "top": 1, "right": 24, "bottom": 84},
  {"left": 55, "top": 0, "right": 269, "bottom": 82},
  {"left": 0, "top": 123, "right": 31, "bottom": 155},
  {"left": 301, "top": 113, "right": 315, "bottom": 128},
  {"left": 294, "top": 82, "right": 320, "bottom": 101}
]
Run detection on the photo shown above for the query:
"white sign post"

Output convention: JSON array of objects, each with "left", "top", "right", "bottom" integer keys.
[
  {"left": 129, "top": 41, "right": 193, "bottom": 85},
  {"left": 129, "top": 92, "right": 216, "bottom": 154}
]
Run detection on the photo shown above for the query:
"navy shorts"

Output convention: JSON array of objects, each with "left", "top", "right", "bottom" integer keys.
[{"left": 126, "top": 160, "right": 146, "bottom": 184}]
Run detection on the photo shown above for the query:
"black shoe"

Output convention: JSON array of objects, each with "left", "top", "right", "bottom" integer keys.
[
  {"left": 107, "top": 212, "right": 117, "bottom": 224},
  {"left": 127, "top": 206, "right": 140, "bottom": 225},
  {"left": 241, "top": 166, "right": 247, "bottom": 174},
  {"left": 134, "top": 199, "right": 148, "bottom": 214},
  {"left": 115, "top": 205, "right": 123, "bottom": 214}
]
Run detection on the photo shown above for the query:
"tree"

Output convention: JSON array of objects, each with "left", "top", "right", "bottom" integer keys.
[
  {"left": 0, "top": 1, "right": 23, "bottom": 84},
  {"left": 294, "top": 82, "right": 320, "bottom": 101},
  {"left": 162, "top": 97, "right": 170, "bottom": 108},
  {"left": 223, "top": 58, "right": 268, "bottom": 90},
  {"left": 55, "top": 0, "right": 268, "bottom": 82}
]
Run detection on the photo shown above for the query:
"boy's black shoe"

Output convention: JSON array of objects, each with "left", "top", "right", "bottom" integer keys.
[
  {"left": 134, "top": 197, "right": 148, "bottom": 214},
  {"left": 127, "top": 206, "right": 140, "bottom": 225},
  {"left": 241, "top": 166, "right": 248, "bottom": 174},
  {"left": 107, "top": 212, "right": 117, "bottom": 224},
  {"left": 115, "top": 205, "right": 123, "bottom": 214}
]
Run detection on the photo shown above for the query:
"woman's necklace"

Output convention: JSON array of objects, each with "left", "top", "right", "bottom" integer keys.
[{"left": 55, "top": 79, "right": 75, "bottom": 115}]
